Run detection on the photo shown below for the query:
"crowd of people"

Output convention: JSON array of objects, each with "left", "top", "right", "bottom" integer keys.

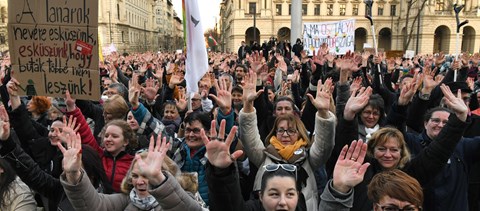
[{"left": 0, "top": 38, "right": 480, "bottom": 211}]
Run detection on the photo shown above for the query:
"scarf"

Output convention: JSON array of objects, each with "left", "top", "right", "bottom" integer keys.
[
  {"left": 365, "top": 124, "right": 380, "bottom": 142},
  {"left": 129, "top": 188, "right": 159, "bottom": 210},
  {"left": 161, "top": 116, "right": 182, "bottom": 135},
  {"left": 269, "top": 136, "right": 307, "bottom": 161}
]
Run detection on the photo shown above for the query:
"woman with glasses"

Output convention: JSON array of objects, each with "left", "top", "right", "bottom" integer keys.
[
  {"left": 239, "top": 72, "right": 336, "bottom": 211},
  {"left": 368, "top": 169, "right": 423, "bottom": 211},
  {"left": 332, "top": 82, "right": 469, "bottom": 211}
]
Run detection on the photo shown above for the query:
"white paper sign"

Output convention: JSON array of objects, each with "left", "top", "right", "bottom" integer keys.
[{"left": 303, "top": 19, "right": 356, "bottom": 55}]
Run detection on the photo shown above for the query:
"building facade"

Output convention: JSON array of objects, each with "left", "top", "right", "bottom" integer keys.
[
  {"left": 219, "top": 0, "right": 480, "bottom": 54},
  {"left": 0, "top": 0, "right": 183, "bottom": 54}
]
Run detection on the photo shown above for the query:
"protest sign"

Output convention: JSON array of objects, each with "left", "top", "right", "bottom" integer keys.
[
  {"left": 303, "top": 19, "right": 355, "bottom": 55},
  {"left": 8, "top": 0, "right": 100, "bottom": 100}
]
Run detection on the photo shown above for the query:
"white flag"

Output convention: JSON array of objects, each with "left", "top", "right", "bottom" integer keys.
[{"left": 185, "top": 0, "right": 208, "bottom": 94}]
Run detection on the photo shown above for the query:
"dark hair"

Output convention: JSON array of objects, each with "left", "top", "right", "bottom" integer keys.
[
  {"left": 81, "top": 145, "right": 114, "bottom": 194},
  {"left": 260, "top": 167, "right": 298, "bottom": 194},
  {"left": 0, "top": 158, "right": 17, "bottom": 208},
  {"left": 359, "top": 94, "right": 385, "bottom": 125},
  {"left": 108, "top": 83, "right": 129, "bottom": 101},
  {"left": 423, "top": 107, "right": 452, "bottom": 122},
  {"left": 273, "top": 96, "right": 300, "bottom": 116},
  {"left": 184, "top": 111, "right": 211, "bottom": 131},
  {"left": 232, "top": 86, "right": 243, "bottom": 94},
  {"left": 399, "top": 74, "right": 413, "bottom": 84},
  {"left": 368, "top": 169, "right": 423, "bottom": 209}
]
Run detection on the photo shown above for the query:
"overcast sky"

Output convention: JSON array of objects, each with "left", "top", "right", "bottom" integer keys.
[{"left": 172, "top": 0, "right": 222, "bottom": 32}]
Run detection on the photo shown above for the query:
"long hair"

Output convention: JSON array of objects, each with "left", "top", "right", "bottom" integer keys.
[
  {"left": 0, "top": 158, "right": 17, "bottom": 208},
  {"left": 81, "top": 145, "right": 114, "bottom": 194},
  {"left": 102, "top": 119, "right": 138, "bottom": 151},
  {"left": 265, "top": 113, "right": 310, "bottom": 146}
]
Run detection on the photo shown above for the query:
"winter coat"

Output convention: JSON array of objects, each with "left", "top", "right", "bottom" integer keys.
[
  {"left": 68, "top": 107, "right": 133, "bottom": 192},
  {"left": 334, "top": 102, "right": 468, "bottom": 211},
  {"left": 319, "top": 179, "right": 354, "bottom": 211},
  {"left": 1, "top": 177, "right": 37, "bottom": 211},
  {"left": 169, "top": 139, "right": 209, "bottom": 205},
  {"left": 0, "top": 135, "right": 74, "bottom": 211},
  {"left": 387, "top": 102, "right": 480, "bottom": 211},
  {"left": 238, "top": 108, "right": 336, "bottom": 211},
  {"left": 207, "top": 163, "right": 306, "bottom": 211},
  {"left": 61, "top": 170, "right": 203, "bottom": 211}
]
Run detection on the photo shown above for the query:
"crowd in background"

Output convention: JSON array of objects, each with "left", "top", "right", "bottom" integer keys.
[{"left": 0, "top": 37, "right": 479, "bottom": 211}]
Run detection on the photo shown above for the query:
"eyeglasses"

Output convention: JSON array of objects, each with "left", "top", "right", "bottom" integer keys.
[
  {"left": 376, "top": 204, "right": 421, "bottom": 211},
  {"left": 362, "top": 110, "right": 380, "bottom": 116},
  {"left": 429, "top": 118, "right": 448, "bottom": 126},
  {"left": 185, "top": 127, "right": 201, "bottom": 134},
  {"left": 264, "top": 164, "right": 297, "bottom": 179},
  {"left": 276, "top": 128, "right": 297, "bottom": 136},
  {"left": 191, "top": 98, "right": 201, "bottom": 101}
]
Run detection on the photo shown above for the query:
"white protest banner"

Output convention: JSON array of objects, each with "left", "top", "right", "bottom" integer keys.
[
  {"left": 303, "top": 19, "right": 355, "bottom": 55},
  {"left": 8, "top": 0, "right": 100, "bottom": 100}
]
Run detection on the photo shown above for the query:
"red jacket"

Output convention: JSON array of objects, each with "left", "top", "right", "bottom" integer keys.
[{"left": 67, "top": 108, "right": 133, "bottom": 192}]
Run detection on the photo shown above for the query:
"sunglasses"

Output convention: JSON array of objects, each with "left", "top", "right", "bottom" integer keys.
[{"left": 263, "top": 164, "right": 297, "bottom": 179}]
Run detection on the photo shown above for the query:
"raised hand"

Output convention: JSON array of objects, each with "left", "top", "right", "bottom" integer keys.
[
  {"left": 134, "top": 135, "right": 171, "bottom": 186},
  {"left": 0, "top": 105, "right": 10, "bottom": 141},
  {"left": 176, "top": 91, "right": 188, "bottom": 112},
  {"left": 65, "top": 90, "right": 77, "bottom": 112},
  {"left": 306, "top": 78, "right": 334, "bottom": 117},
  {"left": 57, "top": 131, "right": 82, "bottom": 183},
  {"left": 6, "top": 73, "right": 22, "bottom": 110},
  {"left": 143, "top": 77, "right": 160, "bottom": 102},
  {"left": 202, "top": 120, "right": 243, "bottom": 168},
  {"left": 344, "top": 86, "right": 373, "bottom": 121},
  {"left": 209, "top": 78, "right": 232, "bottom": 114},
  {"left": 242, "top": 71, "right": 263, "bottom": 112},
  {"left": 440, "top": 84, "right": 468, "bottom": 122},
  {"left": 332, "top": 139, "right": 370, "bottom": 193},
  {"left": 276, "top": 54, "right": 288, "bottom": 74},
  {"left": 128, "top": 73, "right": 142, "bottom": 108},
  {"left": 349, "top": 77, "right": 363, "bottom": 95},
  {"left": 168, "top": 72, "right": 184, "bottom": 89},
  {"left": 422, "top": 67, "right": 440, "bottom": 94},
  {"left": 398, "top": 78, "right": 417, "bottom": 106},
  {"left": 59, "top": 115, "right": 80, "bottom": 143}
]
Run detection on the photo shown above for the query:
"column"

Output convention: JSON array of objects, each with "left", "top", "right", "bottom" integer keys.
[{"left": 291, "top": 0, "right": 302, "bottom": 44}]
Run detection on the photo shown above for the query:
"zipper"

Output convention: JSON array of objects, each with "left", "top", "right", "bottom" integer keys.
[{"left": 110, "top": 156, "right": 117, "bottom": 184}]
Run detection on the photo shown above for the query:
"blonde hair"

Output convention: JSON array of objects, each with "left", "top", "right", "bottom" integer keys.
[
  {"left": 103, "top": 95, "right": 129, "bottom": 121},
  {"left": 266, "top": 113, "right": 310, "bottom": 146},
  {"left": 367, "top": 127, "right": 411, "bottom": 169}
]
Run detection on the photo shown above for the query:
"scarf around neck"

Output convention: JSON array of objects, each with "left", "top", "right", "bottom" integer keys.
[
  {"left": 130, "top": 188, "right": 159, "bottom": 210},
  {"left": 269, "top": 136, "right": 307, "bottom": 161}
]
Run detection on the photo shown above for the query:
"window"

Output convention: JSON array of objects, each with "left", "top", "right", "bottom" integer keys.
[
  {"left": 302, "top": 4, "right": 307, "bottom": 15},
  {"left": 352, "top": 4, "right": 359, "bottom": 16},
  {"left": 378, "top": 4, "right": 384, "bottom": 16},
  {"left": 117, "top": 4, "right": 120, "bottom": 20},
  {"left": 121, "top": 31, "right": 125, "bottom": 43},
  {"left": 390, "top": 5, "right": 396, "bottom": 16},
  {"left": 327, "top": 4, "right": 333, "bottom": 16},
  {"left": 289, "top": 4, "right": 291, "bottom": 15},
  {"left": 314, "top": 4, "right": 320, "bottom": 15},
  {"left": 249, "top": 2, "right": 256, "bottom": 14},
  {"left": 276, "top": 4, "right": 282, "bottom": 15},
  {"left": 340, "top": 4, "right": 346, "bottom": 16}
]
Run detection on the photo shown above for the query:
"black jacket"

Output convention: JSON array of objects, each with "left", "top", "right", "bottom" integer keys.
[
  {"left": 206, "top": 163, "right": 306, "bottom": 211},
  {"left": 331, "top": 101, "right": 467, "bottom": 211},
  {"left": 0, "top": 135, "right": 71, "bottom": 211}
]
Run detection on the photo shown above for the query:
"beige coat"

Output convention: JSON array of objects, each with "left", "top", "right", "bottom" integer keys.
[
  {"left": 1, "top": 177, "right": 36, "bottom": 211},
  {"left": 238, "top": 109, "right": 336, "bottom": 211},
  {"left": 61, "top": 170, "right": 203, "bottom": 211}
]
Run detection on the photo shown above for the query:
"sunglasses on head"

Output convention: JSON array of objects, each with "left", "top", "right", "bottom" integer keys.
[{"left": 263, "top": 164, "right": 297, "bottom": 179}]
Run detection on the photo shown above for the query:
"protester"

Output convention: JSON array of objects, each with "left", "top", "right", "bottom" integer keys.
[
  {"left": 239, "top": 71, "right": 336, "bottom": 211},
  {"left": 0, "top": 158, "right": 37, "bottom": 211}
]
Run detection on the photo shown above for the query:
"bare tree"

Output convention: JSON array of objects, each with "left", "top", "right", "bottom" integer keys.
[{"left": 402, "top": 0, "right": 428, "bottom": 51}]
